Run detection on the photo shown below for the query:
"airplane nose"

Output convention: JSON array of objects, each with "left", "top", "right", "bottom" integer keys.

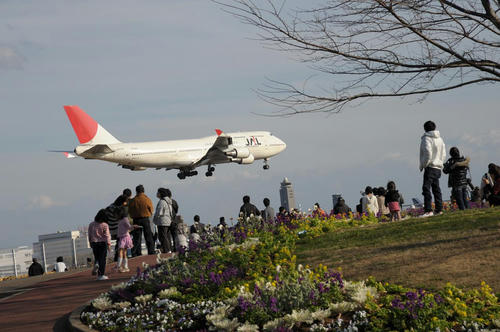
[{"left": 278, "top": 138, "right": 286, "bottom": 151}]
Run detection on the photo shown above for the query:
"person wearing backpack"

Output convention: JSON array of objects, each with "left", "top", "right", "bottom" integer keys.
[
  {"left": 443, "top": 147, "right": 470, "bottom": 210},
  {"left": 153, "top": 188, "right": 174, "bottom": 254}
]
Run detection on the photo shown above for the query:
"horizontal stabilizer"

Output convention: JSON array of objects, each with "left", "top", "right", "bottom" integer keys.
[
  {"left": 64, "top": 152, "right": 77, "bottom": 159},
  {"left": 48, "top": 150, "right": 77, "bottom": 159}
]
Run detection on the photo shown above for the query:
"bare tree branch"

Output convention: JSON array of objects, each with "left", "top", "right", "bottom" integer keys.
[{"left": 215, "top": 0, "right": 500, "bottom": 115}]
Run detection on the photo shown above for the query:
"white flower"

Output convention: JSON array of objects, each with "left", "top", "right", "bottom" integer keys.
[
  {"left": 110, "top": 282, "right": 127, "bottom": 291},
  {"left": 297, "top": 264, "right": 304, "bottom": 272},
  {"left": 263, "top": 318, "right": 283, "bottom": 331},
  {"left": 249, "top": 213, "right": 254, "bottom": 218},
  {"left": 158, "top": 287, "right": 180, "bottom": 299},
  {"left": 142, "top": 262, "right": 149, "bottom": 269},
  {"left": 237, "top": 321, "right": 259, "bottom": 331},
  {"left": 206, "top": 304, "right": 232, "bottom": 326},
  {"left": 134, "top": 294, "right": 152, "bottom": 304},
  {"left": 311, "top": 308, "right": 331, "bottom": 321},
  {"left": 276, "top": 264, "right": 281, "bottom": 273},
  {"left": 264, "top": 282, "right": 276, "bottom": 291},
  {"left": 92, "top": 295, "right": 113, "bottom": 310},
  {"left": 114, "top": 301, "right": 131, "bottom": 309},
  {"left": 284, "top": 309, "right": 313, "bottom": 325},
  {"left": 329, "top": 301, "right": 358, "bottom": 313},
  {"left": 345, "top": 281, "right": 378, "bottom": 304}
]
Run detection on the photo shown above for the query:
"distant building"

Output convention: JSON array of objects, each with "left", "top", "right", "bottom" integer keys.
[
  {"left": 33, "top": 231, "right": 93, "bottom": 272},
  {"left": 280, "top": 177, "right": 296, "bottom": 211},
  {"left": 0, "top": 246, "right": 33, "bottom": 277}
]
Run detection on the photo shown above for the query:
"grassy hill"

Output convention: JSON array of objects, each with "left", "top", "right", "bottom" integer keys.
[{"left": 295, "top": 207, "right": 500, "bottom": 292}]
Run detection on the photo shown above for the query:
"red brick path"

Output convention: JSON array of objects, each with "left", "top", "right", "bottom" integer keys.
[{"left": 0, "top": 254, "right": 164, "bottom": 332}]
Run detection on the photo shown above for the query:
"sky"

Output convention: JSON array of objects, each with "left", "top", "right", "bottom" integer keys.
[{"left": 1, "top": 1, "right": 499, "bottom": 249}]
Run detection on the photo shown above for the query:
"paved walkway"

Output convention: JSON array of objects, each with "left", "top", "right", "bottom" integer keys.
[{"left": 0, "top": 254, "right": 167, "bottom": 332}]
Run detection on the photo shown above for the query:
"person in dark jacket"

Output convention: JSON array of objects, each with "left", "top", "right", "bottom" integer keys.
[
  {"left": 239, "top": 195, "right": 260, "bottom": 218},
  {"left": 333, "top": 197, "right": 351, "bottom": 215},
  {"left": 487, "top": 163, "right": 500, "bottom": 206},
  {"left": 28, "top": 258, "right": 44, "bottom": 277},
  {"left": 385, "top": 181, "right": 402, "bottom": 221},
  {"left": 443, "top": 147, "right": 470, "bottom": 210}
]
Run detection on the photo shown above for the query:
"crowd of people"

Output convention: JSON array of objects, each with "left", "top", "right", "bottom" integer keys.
[
  {"left": 82, "top": 120, "right": 499, "bottom": 281},
  {"left": 85, "top": 186, "right": 280, "bottom": 280}
]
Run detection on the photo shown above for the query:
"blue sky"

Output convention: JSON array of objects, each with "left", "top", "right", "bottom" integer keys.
[{"left": 1, "top": 0, "right": 499, "bottom": 248}]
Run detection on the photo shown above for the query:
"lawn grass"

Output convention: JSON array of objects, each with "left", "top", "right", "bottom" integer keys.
[{"left": 295, "top": 207, "right": 500, "bottom": 292}]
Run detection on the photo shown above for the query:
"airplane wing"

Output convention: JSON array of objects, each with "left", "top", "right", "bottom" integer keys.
[{"left": 190, "top": 129, "right": 232, "bottom": 168}]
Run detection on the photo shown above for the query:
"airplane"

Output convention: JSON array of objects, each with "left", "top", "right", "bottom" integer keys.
[{"left": 59, "top": 105, "right": 286, "bottom": 179}]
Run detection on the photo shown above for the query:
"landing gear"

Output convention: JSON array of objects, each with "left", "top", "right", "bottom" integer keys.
[
  {"left": 263, "top": 159, "right": 270, "bottom": 170},
  {"left": 177, "top": 170, "right": 198, "bottom": 180},
  {"left": 205, "top": 165, "right": 215, "bottom": 177}
]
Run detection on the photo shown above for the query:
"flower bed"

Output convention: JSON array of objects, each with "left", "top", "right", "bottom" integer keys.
[{"left": 82, "top": 213, "right": 500, "bottom": 331}]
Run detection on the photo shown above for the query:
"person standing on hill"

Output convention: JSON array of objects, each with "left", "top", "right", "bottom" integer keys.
[
  {"left": 333, "top": 197, "right": 351, "bottom": 215},
  {"left": 385, "top": 181, "right": 402, "bottom": 221},
  {"left": 443, "top": 147, "right": 470, "bottom": 210},
  {"left": 128, "top": 185, "right": 155, "bottom": 256},
  {"left": 361, "top": 186, "right": 379, "bottom": 216},
  {"left": 419, "top": 121, "right": 446, "bottom": 217},
  {"left": 261, "top": 198, "right": 275, "bottom": 222},
  {"left": 487, "top": 163, "right": 500, "bottom": 206},
  {"left": 239, "top": 195, "right": 260, "bottom": 219},
  {"left": 376, "top": 187, "right": 390, "bottom": 217}
]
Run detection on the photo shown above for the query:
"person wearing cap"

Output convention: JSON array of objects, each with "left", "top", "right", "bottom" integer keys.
[{"left": 153, "top": 188, "right": 174, "bottom": 254}]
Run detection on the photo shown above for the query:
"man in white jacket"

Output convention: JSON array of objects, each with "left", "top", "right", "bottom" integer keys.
[{"left": 419, "top": 121, "right": 446, "bottom": 217}]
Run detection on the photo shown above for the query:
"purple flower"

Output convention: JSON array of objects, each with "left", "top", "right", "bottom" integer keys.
[
  {"left": 434, "top": 294, "right": 443, "bottom": 304},
  {"left": 181, "top": 277, "right": 193, "bottom": 287},
  {"left": 253, "top": 284, "right": 262, "bottom": 298},
  {"left": 406, "top": 291, "right": 418, "bottom": 301},
  {"left": 270, "top": 296, "right": 278, "bottom": 312},
  {"left": 238, "top": 296, "right": 251, "bottom": 312},
  {"left": 391, "top": 298, "right": 405, "bottom": 310}
]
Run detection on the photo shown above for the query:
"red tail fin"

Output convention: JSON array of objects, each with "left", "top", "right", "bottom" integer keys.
[{"left": 64, "top": 105, "right": 98, "bottom": 144}]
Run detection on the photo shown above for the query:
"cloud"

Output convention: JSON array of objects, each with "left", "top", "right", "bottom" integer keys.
[
  {"left": 28, "top": 195, "right": 65, "bottom": 210},
  {"left": 459, "top": 130, "right": 500, "bottom": 147},
  {"left": 0, "top": 46, "right": 25, "bottom": 70}
]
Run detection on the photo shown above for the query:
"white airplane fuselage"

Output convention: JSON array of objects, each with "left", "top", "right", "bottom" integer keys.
[{"left": 76, "top": 131, "right": 285, "bottom": 169}]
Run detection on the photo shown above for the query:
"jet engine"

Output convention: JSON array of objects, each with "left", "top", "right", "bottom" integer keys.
[
  {"left": 232, "top": 154, "right": 255, "bottom": 164},
  {"left": 226, "top": 147, "right": 250, "bottom": 159}
]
